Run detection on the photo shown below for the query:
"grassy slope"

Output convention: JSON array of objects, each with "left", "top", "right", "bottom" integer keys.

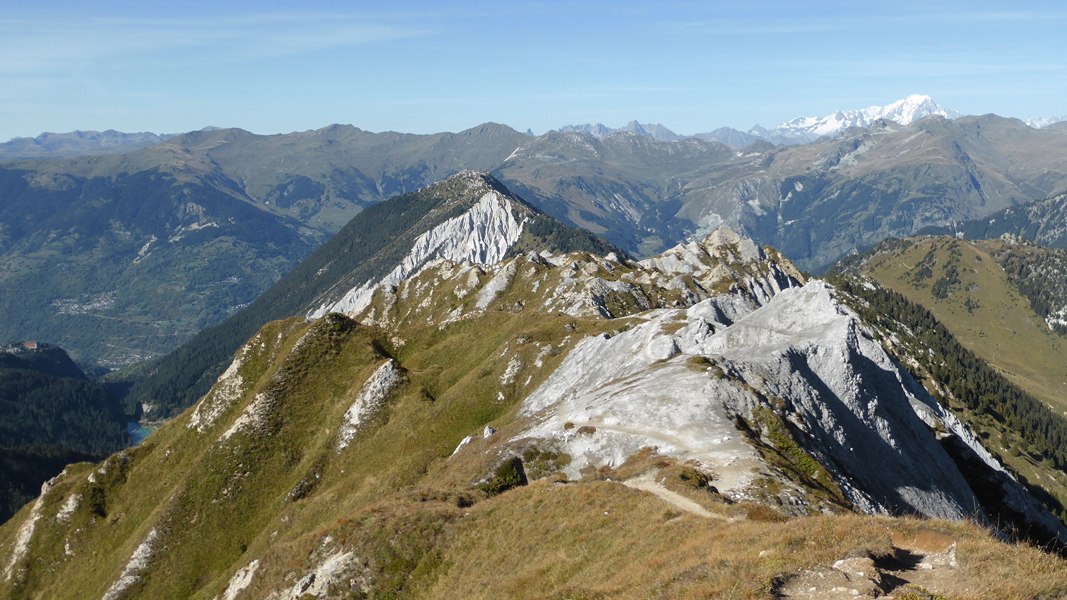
[
  {"left": 858, "top": 237, "right": 1067, "bottom": 416},
  {"left": 3, "top": 251, "right": 1067, "bottom": 598},
  {"left": 0, "top": 296, "right": 622, "bottom": 598}
]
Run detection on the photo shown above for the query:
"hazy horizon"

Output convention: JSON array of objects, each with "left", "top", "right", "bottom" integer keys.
[{"left": 3, "top": 1, "right": 1066, "bottom": 141}]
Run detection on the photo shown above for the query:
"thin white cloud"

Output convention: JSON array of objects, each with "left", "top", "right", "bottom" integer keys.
[
  {"left": 234, "top": 23, "right": 425, "bottom": 58},
  {"left": 0, "top": 11, "right": 427, "bottom": 75},
  {"left": 360, "top": 84, "right": 689, "bottom": 108},
  {"left": 673, "top": 7, "right": 1067, "bottom": 36},
  {"left": 792, "top": 59, "right": 1067, "bottom": 78},
  {"left": 677, "top": 19, "right": 837, "bottom": 35}
]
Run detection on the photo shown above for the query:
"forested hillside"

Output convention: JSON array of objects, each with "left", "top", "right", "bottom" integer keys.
[
  {"left": 0, "top": 343, "right": 129, "bottom": 522},
  {"left": 995, "top": 240, "right": 1067, "bottom": 334},
  {"left": 0, "top": 167, "right": 314, "bottom": 368}
]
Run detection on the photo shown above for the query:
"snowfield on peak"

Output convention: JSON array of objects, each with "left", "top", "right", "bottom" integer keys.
[
  {"left": 310, "top": 190, "right": 527, "bottom": 318},
  {"left": 755, "top": 94, "right": 958, "bottom": 144}
]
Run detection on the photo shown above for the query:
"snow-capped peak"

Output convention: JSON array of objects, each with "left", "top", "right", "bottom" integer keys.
[
  {"left": 876, "top": 94, "right": 958, "bottom": 126},
  {"left": 752, "top": 95, "right": 959, "bottom": 144},
  {"left": 1025, "top": 115, "right": 1067, "bottom": 129}
]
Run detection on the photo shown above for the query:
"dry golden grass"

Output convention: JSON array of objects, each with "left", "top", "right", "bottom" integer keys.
[{"left": 412, "top": 480, "right": 1067, "bottom": 599}]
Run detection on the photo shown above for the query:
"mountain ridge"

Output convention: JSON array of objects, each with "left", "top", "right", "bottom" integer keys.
[
  {"left": 925, "top": 190, "right": 1067, "bottom": 249},
  {"left": 4, "top": 221, "right": 1066, "bottom": 597},
  {"left": 557, "top": 120, "right": 682, "bottom": 142},
  {"left": 127, "top": 171, "right": 619, "bottom": 419},
  {"left": 6, "top": 95, "right": 1045, "bottom": 161},
  {"left": 6, "top": 110, "right": 1067, "bottom": 371},
  {"left": 250, "top": 216, "right": 1067, "bottom": 542},
  {"left": 0, "top": 130, "right": 177, "bottom": 162},
  {"left": 555, "top": 95, "right": 961, "bottom": 148}
]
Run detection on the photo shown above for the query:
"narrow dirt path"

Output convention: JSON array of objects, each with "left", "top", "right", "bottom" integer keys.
[{"left": 623, "top": 472, "right": 733, "bottom": 521}]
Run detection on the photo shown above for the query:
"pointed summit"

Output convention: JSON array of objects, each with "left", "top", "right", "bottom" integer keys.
[
  {"left": 128, "top": 173, "right": 616, "bottom": 418},
  {"left": 877, "top": 94, "right": 959, "bottom": 126},
  {"left": 622, "top": 120, "right": 648, "bottom": 136},
  {"left": 310, "top": 172, "right": 534, "bottom": 317},
  {"left": 424, "top": 170, "right": 515, "bottom": 203},
  {"left": 311, "top": 170, "right": 618, "bottom": 318}
]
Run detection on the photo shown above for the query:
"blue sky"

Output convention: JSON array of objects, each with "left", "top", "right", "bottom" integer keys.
[{"left": 2, "top": 1, "right": 1066, "bottom": 140}]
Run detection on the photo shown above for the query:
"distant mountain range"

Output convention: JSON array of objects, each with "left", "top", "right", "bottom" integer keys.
[
  {"left": 530, "top": 113, "right": 1067, "bottom": 270},
  {"left": 1026, "top": 115, "right": 1067, "bottom": 129},
  {"left": 4, "top": 105, "right": 1067, "bottom": 370},
  {"left": 0, "top": 130, "right": 178, "bottom": 161},
  {"left": 558, "top": 120, "right": 682, "bottom": 142},
  {"left": 559, "top": 95, "right": 962, "bottom": 148},
  {"left": 747, "top": 94, "right": 959, "bottom": 145},
  {"left": 559, "top": 96, "right": 1067, "bottom": 149},
  {"left": 6, "top": 97, "right": 1063, "bottom": 163}
]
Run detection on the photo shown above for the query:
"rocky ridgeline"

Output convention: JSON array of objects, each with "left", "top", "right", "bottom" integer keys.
[
  {"left": 339, "top": 221, "right": 1063, "bottom": 532},
  {"left": 350, "top": 226, "right": 802, "bottom": 329}
]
